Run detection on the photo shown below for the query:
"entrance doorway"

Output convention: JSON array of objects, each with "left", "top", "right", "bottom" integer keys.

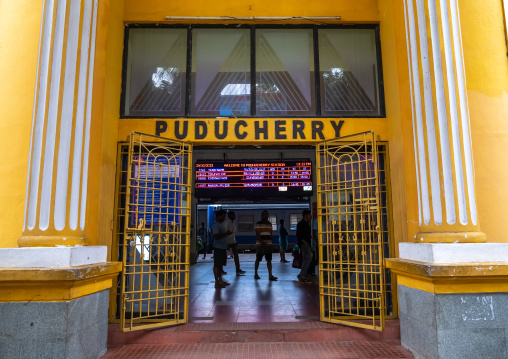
[
  {"left": 110, "top": 133, "right": 396, "bottom": 332},
  {"left": 191, "top": 203, "right": 316, "bottom": 323}
]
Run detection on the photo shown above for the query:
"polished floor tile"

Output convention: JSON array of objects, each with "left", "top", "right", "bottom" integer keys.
[{"left": 189, "top": 253, "right": 320, "bottom": 323}]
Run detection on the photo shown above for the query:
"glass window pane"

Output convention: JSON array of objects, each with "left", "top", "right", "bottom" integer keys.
[
  {"left": 256, "top": 29, "right": 315, "bottom": 116},
  {"left": 318, "top": 29, "right": 381, "bottom": 116},
  {"left": 191, "top": 29, "right": 251, "bottom": 116},
  {"left": 290, "top": 213, "right": 302, "bottom": 231},
  {"left": 238, "top": 215, "right": 254, "bottom": 232},
  {"left": 268, "top": 214, "right": 277, "bottom": 231},
  {"left": 124, "top": 28, "right": 187, "bottom": 116}
]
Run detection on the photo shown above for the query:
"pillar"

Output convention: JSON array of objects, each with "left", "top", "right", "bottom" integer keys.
[
  {"left": 386, "top": 1, "right": 508, "bottom": 358},
  {"left": 404, "top": 0, "right": 485, "bottom": 243},
  {"left": 0, "top": 1, "right": 120, "bottom": 358},
  {"left": 19, "top": 0, "right": 99, "bottom": 247}
]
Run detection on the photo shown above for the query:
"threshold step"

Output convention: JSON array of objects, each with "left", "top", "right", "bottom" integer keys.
[
  {"left": 108, "top": 320, "right": 400, "bottom": 345},
  {"left": 102, "top": 340, "right": 413, "bottom": 359}
]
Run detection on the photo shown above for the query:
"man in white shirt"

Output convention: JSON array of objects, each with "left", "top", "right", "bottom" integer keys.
[{"left": 225, "top": 211, "right": 245, "bottom": 276}]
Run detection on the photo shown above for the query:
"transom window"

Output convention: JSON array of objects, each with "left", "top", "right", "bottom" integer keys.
[{"left": 122, "top": 25, "right": 384, "bottom": 118}]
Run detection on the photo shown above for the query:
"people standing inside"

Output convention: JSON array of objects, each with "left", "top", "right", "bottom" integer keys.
[
  {"left": 308, "top": 214, "right": 320, "bottom": 276},
  {"left": 254, "top": 210, "right": 278, "bottom": 281},
  {"left": 197, "top": 221, "right": 208, "bottom": 259},
  {"left": 296, "top": 209, "right": 313, "bottom": 283},
  {"left": 206, "top": 225, "right": 213, "bottom": 259},
  {"left": 212, "top": 210, "right": 232, "bottom": 289},
  {"left": 278, "top": 219, "right": 289, "bottom": 263},
  {"left": 225, "top": 211, "right": 246, "bottom": 276}
]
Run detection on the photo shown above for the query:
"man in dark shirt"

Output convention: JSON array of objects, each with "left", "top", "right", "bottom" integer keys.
[{"left": 296, "top": 209, "right": 313, "bottom": 283}]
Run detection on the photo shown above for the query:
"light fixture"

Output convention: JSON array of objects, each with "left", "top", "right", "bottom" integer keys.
[{"left": 164, "top": 16, "right": 341, "bottom": 21}]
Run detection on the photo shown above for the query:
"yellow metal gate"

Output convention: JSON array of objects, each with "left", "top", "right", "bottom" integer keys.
[
  {"left": 119, "top": 132, "right": 192, "bottom": 331},
  {"left": 316, "top": 131, "right": 385, "bottom": 331}
]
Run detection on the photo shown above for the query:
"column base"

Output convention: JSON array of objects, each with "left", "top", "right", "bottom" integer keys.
[
  {"left": 0, "top": 290, "right": 110, "bottom": 359},
  {"left": 0, "top": 246, "right": 107, "bottom": 268},
  {"left": 399, "top": 242, "right": 508, "bottom": 263},
  {"left": 0, "top": 246, "right": 122, "bottom": 359},
  {"left": 388, "top": 242, "right": 508, "bottom": 359},
  {"left": 398, "top": 285, "right": 508, "bottom": 359}
]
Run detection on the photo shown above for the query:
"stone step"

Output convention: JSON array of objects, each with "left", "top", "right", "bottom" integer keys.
[{"left": 108, "top": 320, "right": 400, "bottom": 345}]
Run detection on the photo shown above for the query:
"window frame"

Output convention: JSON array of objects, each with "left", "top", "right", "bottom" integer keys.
[{"left": 121, "top": 24, "right": 385, "bottom": 119}]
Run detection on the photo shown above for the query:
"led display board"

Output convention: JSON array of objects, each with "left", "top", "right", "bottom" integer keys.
[{"left": 195, "top": 159, "right": 313, "bottom": 198}]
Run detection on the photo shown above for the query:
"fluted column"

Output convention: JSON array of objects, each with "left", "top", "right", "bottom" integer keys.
[
  {"left": 19, "top": 0, "right": 99, "bottom": 247},
  {"left": 403, "top": 0, "right": 485, "bottom": 243}
]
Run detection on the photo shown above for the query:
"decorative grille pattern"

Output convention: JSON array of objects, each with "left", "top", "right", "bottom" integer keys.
[
  {"left": 118, "top": 132, "right": 192, "bottom": 332},
  {"left": 316, "top": 132, "right": 386, "bottom": 331}
]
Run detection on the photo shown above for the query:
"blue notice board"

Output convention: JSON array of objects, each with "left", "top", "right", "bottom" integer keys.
[{"left": 130, "top": 155, "right": 181, "bottom": 226}]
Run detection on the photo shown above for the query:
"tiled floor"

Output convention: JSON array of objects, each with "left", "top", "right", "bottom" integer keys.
[
  {"left": 189, "top": 253, "right": 320, "bottom": 323},
  {"left": 102, "top": 340, "right": 413, "bottom": 358},
  {"left": 103, "top": 253, "right": 413, "bottom": 358}
]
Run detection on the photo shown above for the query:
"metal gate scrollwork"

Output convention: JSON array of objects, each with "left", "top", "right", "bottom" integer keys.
[
  {"left": 119, "top": 132, "right": 192, "bottom": 332},
  {"left": 316, "top": 131, "right": 385, "bottom": 331}
]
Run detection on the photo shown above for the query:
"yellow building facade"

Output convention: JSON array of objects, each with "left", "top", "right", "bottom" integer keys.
[{"left": 0, "top": 0, "right": 507, "bottom": 358}]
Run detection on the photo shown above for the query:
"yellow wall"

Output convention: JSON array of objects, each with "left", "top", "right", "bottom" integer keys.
[
  {"left": 123, "top": 0, "right": 380, "bottom": 23},
  {"left": 88, "top": 0, "right": 126, "bottom": 252},
  {"left": 0, "top": 0, "right": 42, "bottom": 248},
  {"left": 377, "top": 0, "right": 419, "bottom": 252},
  {"left": 118, "top": 0, "right": 386, "bottom": 145},
  {"left": 460, "top": 0, "right": 508, "bottom": 242},
  {"left": 0, "top": 0, "right": 506, "bottom": 250},
  {"left": 115, "top": 0, "right": 415, "bottom": 252},
  {"left": 90, "top": 0, "right": 508, "bottom": 248}
]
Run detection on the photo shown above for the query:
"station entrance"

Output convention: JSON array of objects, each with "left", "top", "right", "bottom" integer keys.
[{"left": 110, "top": 131, "right": 396, "bottom": 333}]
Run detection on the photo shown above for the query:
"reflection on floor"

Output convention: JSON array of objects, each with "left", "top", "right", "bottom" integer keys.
[{"left": 190, "top": 253, "right": 320, "bottom": 323}]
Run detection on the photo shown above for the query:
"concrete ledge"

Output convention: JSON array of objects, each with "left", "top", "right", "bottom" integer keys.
[
  {"left": 0, "top": 262, "right": 122, "bottom": 301},
  {"left": 386, "top": 258, "right": 508, "bottom": 294},
  {"left": 107, "top": 320, "right": 401, "bottom": 345},
  {"left": 399, "top": 243, "right": 508, "bottom": 264},
  {"left": 0, "top": 246, "right": 107, "bottom": 268},
  {"left": 386, "top": 258, "right": 508, "bottom": 277}
]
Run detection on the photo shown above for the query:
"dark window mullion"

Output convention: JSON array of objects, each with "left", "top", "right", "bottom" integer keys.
[
  {"left": 374, "top": 25, "right": 386, "bottom": 117},
  {"left": 313, "top": 28, "right": 321, "bottom": 117},
  {"left": 185, "top": 26, "right": 192, "bottom": 116},
  {"left": 120, "top": 26, "right": 130, "bottom": 117},
  {"left": 250, "top": 26, "right": 256, "bottom": 117}
]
